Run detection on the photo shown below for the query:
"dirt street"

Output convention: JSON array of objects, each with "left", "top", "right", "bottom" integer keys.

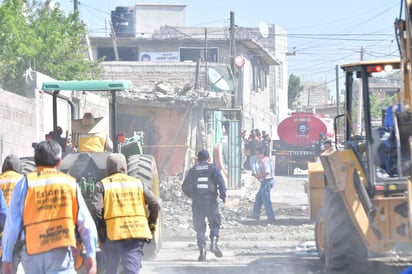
[
  {"left": 11, "top": 172, "right": 412, "bottom": 273},
  {"left": 141, "top": 172, "right": 412, "bottom": 274}
]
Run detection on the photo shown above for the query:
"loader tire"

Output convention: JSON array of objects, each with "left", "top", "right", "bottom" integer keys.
[
  {"left": 127, "top": 154, "right": 162, "bottom": 259},
  {"left": 324, "top": 187, "right": 367, "bottom": 271},
  {"left": 314, "top": 208, "right": 325, "bottom": 262}
]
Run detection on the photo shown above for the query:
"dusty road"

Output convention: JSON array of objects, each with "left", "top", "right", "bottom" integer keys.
[
  {"left": 141, "top": 173, "right": 316, "bottom": 274},
  {"left": 12, "top": 173, "right": 412, "bottom": 273},
  {"left": 141, "top": 173, "right": 412, "bottom": 274}
]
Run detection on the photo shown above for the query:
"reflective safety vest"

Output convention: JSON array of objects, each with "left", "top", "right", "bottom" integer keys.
[
  {"left": 23, "top": 168, "right": 78, "bottom": 255},
  {"left": 101, "top": 173, "right": 152, "bottom": 241},
  {"left": 0, "top": 170, "right": 22, "bottom": 257},
  {"left": 193, "top": 164, "right": 216, "bottom": 197},
  {"left": 0, "top": 170, "right": 23, "bottom": 206},
  {"left": 78, "top": 133, "right": 106, "bottom": 152}
]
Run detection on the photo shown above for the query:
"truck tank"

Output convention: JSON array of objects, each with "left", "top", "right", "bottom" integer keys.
[{"left": 273, "top": 112, "right": 329, "bottom": 176}]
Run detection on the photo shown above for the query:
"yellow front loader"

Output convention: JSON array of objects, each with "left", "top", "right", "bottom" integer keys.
[
  {"left": 308, "top": 59, "right": 412, "bottom": 271},
  {"left": 307, "top": 1, "right": 412, "bottom": 270}
]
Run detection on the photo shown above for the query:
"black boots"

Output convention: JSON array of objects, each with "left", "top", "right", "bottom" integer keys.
[
  {"left": 198, "top": 236, "right": 223, "bottom": 261},
  {"left": 198, "top": 246, "right": 206, "bottom": 261},
  {"left": 210, "top": 236, "right": 223, "bottom": 258}
]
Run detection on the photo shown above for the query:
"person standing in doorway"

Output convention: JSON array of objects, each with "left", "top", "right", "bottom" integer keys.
[{"left": 248, "top": 132, "right": 260, "bottom": 174}]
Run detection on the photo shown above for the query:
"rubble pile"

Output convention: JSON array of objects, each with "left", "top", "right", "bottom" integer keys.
[
  {"left": 158, "top": 174, "right": 256, "bottom": 239},
  {"left": 158, "top": 175, "right": 193, "bottom": 238}
]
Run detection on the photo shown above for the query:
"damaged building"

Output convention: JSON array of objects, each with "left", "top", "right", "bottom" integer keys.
[
  {"left": 0, "top": 3, "right": 288, "bottom": 190},
  {"left": 87, "top": 3, "right": 288, "bottom": 186}
]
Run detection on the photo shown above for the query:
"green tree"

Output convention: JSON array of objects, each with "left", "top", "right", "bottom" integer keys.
[
  {"left": 0, "top": 0, "right": 102, "bottom": 94},
  {"left": 369, "top": 93, "right": 397, "bottom": 121},
  {"left": 288, "top": 74, "right": 303, "bottom": 109}
]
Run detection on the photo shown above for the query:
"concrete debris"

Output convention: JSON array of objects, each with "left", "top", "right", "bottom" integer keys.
[
  {"left": 155, "top": 82, "right": 174, "bottom": 94},
  {"left": 116, "top": 82, "right": 225, "bottom": 105}
]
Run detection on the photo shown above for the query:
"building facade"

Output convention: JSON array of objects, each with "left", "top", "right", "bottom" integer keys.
[
  {"left": 0, "top": 3, "right": 290, "bottom": 184},
  {"left": 95, "top": 3, "right": 289, "bottom": 140}
]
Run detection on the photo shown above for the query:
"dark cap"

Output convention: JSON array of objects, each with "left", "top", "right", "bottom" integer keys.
[
  {"left": 197, "top": 149, "right": 209, "bottom": 161},
  {"left": 2, "top": 154, "right": 22, "bottom": 173}
]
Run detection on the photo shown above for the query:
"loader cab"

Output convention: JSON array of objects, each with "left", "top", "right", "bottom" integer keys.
[
  {"left": 339, "top": 60, "right": 405, "bottom": 195},
  {"left": 42, "top": 80, "right": 133, "bottom": 153},
  {"left": 40, "top": 80, "right": 163, "bottom": 259}
]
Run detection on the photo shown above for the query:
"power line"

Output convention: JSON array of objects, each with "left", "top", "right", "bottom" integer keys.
[
  {"left": 73, "top": 1, "right": 400, "bottom": 84},
  {"left": 286, "top": 1, "right": 398, "bottom": 31}
]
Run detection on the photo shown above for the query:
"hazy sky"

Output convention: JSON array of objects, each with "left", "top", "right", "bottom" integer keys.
[{"left": 59, "top": 0, "right": 401, "bottom": 87}]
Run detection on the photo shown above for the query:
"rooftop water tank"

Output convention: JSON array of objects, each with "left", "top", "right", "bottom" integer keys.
[{"left": 111, "top": 6, "right": 134, "bottom": 37}]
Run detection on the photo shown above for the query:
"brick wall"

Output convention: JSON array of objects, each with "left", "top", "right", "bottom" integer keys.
[{"left": 102, "top": 61, "right": 212, "bottom": 91}]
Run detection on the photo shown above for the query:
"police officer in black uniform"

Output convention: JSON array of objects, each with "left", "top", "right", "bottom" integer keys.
[{"left": 182, "top": 149, "right": 226, "bottom": 261}]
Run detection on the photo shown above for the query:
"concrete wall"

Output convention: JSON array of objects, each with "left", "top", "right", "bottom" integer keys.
[
  {"left": 0, "top": 71, "right": 73, "bottom": 162},
  {"left": 92, "top": 38, "right": 231, "bottom": 64},
  {"left": 0, "top": 90, "right": 36, "bottom": 162}
]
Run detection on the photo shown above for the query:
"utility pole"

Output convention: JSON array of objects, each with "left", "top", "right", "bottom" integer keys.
[
  {"left": 204, "top": 27, "right": 208, "bottom": 93},
  {"left": 357, "top": 46, "right": 364, "bottom": 135},
  {"left": 230, "top": 11, "right": 236, "bottom": 108},
  {"left": 360, "top": 46, "right": 364, "bottom": 61},
  {"left": 74, "top": 0, "right": 78, "bottom": 12},
  {"left": 335, "top": 65, "right": 340, "bottom": 116},
  {"left": 109, "top": 21, "right": 120, "bottom": 61}
]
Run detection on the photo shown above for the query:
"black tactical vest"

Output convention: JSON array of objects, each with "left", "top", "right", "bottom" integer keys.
[{"left": 193, "top": 164, "right": 216, "bottom": 197}]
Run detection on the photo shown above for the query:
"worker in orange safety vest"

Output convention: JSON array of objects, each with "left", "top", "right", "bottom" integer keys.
[
  {"left": 0, "top": 154, "right": 23, "bottom": 273},
  {"left": 90, "top": 153, "right": 160, "bottom": 274},
  {"left": 1, "top": 140, "right": 98, "bottom": 274}
]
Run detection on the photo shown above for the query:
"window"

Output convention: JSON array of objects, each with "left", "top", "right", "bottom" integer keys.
[
  {"left": 97, "top": 47, "right": 138, "bottom": 61},
  {"left": 179, "top": 47, "right": 219, "bottom": 62},
  {"left": 251, "top": 56, "right": 268, "bottom": 91}
]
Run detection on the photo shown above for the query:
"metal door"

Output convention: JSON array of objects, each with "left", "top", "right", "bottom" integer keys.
[{"left": 204, "top": 108, "right": 242, "bottom": 189}]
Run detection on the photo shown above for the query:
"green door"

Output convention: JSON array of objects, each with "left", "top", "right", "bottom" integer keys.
[{"left": 205, "top": 108, "right": 242, "bottom": 189}]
